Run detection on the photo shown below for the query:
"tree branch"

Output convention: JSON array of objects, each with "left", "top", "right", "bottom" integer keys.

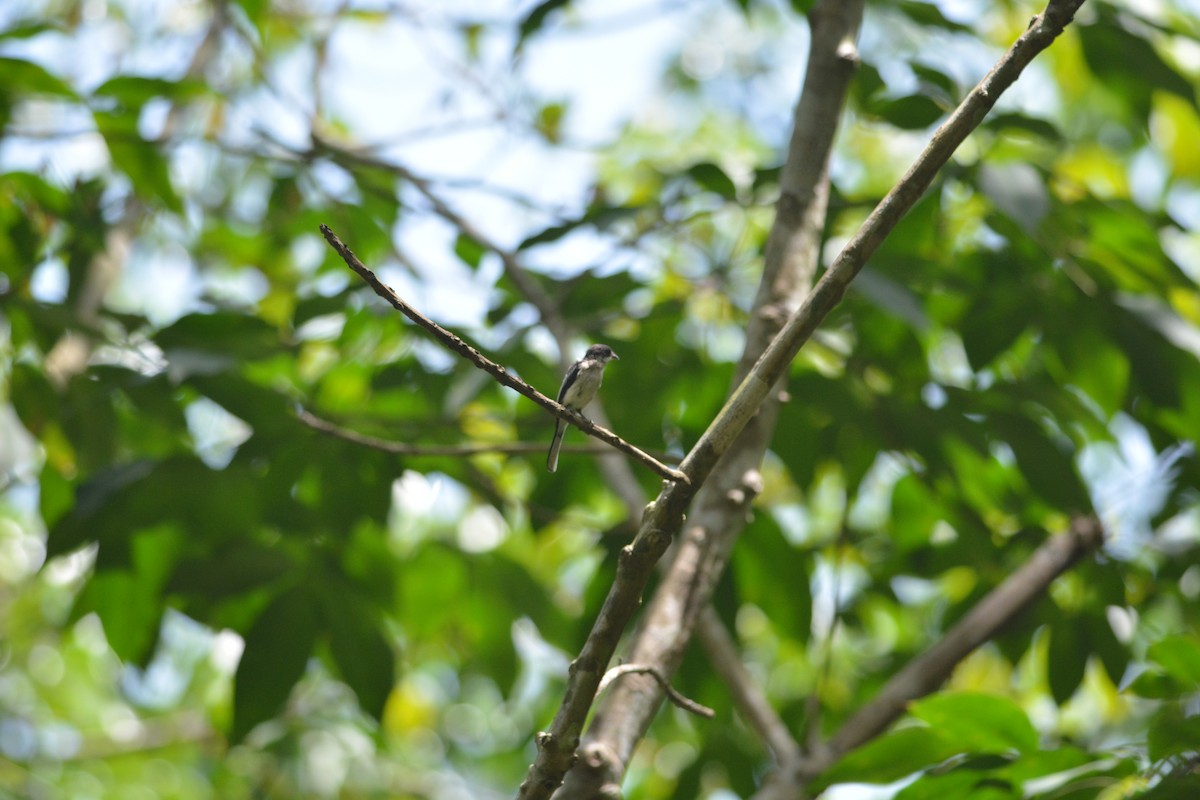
[
  {"left": 795, "top": 516, "right": 1105, "bottom": 785},
  {"left": 520, "top": 1, "right": 1088, "bottom": 796},
  {"left": 696, "top": 607, "right": 803, "bottom": 766},
  {"left": 296, "top": 408, "right": 626, "bottom": 458},
  {"left": 319, "top": 224, "right": 687, "bottom": 485}
]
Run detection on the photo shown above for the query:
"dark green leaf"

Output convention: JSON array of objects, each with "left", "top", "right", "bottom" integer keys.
[
  {"left": 232, "top": 585, "right": 318, "bottom": 742},
  {"left": 0, "top": 56, "right": 78, "bottom": 98},
  {"left": 1148, "top": 706, "right": 1200, "bottom": 762},
  {"left": 984, "top": 113, "right": 1062, "bottom": 141},
  {"left": 1048, "top": 619, "right": 1088, "bottom": 704},
  {"left": 898, "top": 769, "right": 1015, "bottom": 800},
  {"left": 517, "top": 205, "right": 639, "bottom": 250},
  {"left": 814, "top": 727, "right": 961, "bottom": 790},
  {"left": 989, "top": 414, "right": 1089, "bottom": 510},
  {"left": 1078, "top": 15, "right": 1195, "bottom": 122},
  {"left": 873, "top": 94, "right": 945, "bottom": 129},
  {"left": 1134, "top": 776, "right": 1200, "bottom": 800},
  {"left": 687, "top": 161, "right": 738, "bottom": 200},
  {"left": 895, "top": 1, "right": 971, "bottom": 32},
  {"left": 155, "top": 312, "right": 283, "bottom": 364},
  {"left": 322, "top": 589, "right": 395, "bottom": 722},
  {"left": 73, "top": 569, "right": 164, "bottom": 663},
  {"left": 516, "top": 0, "right": 570, "bottom": 49}
]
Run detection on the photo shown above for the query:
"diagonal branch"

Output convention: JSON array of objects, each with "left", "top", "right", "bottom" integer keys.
[
  {"left": 696, "top": 607, "right": 803, "bottom": 766},
  {"left": 518, "top": 1, "right": 1089, "bottom": 796},
  {"left": 799, "top": 516, "right": 1104, "bottom": 786},
  {"left": 319, "top": 224, "right": 687, "bottom": 484}
]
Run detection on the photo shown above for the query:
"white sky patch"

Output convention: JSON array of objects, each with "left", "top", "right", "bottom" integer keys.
[
  {"left": 1079, "top": 412, "right": 1193, "bottom": 560},
  {"left": 457, "top": 504, "right": 509, "bottom": 553}
]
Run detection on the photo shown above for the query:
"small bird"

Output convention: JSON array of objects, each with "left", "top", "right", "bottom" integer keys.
[{"left": 547, "top": 344, "right": 619, "bottom": 472}]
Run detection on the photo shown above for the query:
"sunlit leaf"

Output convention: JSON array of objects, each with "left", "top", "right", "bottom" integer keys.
[{"left": 909, "top": 692, "right": 1039, "bottom": 755}]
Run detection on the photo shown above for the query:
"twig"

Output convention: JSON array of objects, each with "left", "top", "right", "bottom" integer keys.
[
  {"left": 597, "top": 664, "right": 714, "bottom": 719},
  {"left": 319, "top": 224, "right": 688, "bottom": 485},
  {"left": 520, "top": 2, "right": 1088, "bottom": 797},
  {"left": 296, "top": 408, "right": 622, "bottom": 457}
]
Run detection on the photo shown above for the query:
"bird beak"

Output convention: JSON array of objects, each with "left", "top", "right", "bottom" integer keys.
[{"left": 612, "top": 353, "right": 620, "bottom": 360}]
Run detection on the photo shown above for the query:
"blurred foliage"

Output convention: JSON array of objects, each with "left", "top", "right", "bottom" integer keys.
[{"left": 0, "top": 0, "right": 1199, "bottom": 798}]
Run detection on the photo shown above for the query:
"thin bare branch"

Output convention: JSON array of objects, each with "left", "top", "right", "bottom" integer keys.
[
  {"left": 597, "top": 665, "right": 714, "bottom": 720},
  {"left": 319, "top": 224, "right": 687, "bottom": 485},
  {"left": 296, "top": 408, "right": 622, "bottom": 457}
]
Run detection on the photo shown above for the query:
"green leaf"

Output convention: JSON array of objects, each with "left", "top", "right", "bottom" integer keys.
[
  {"left": 323, "top": 591, "right": 395, "bottom": 722},
  {"left": 517, "top": 205, "right": 639, "bottom": 250},
  {"left": 983, "top": 113, "right": 1062, "bottom": 142},
  {"left": 1134, "top": 776, "right": 1200, "bottom": 800},
  {"left": 1148, "top": 706, "right": 1200, "bottom": 762},
  {"left": 0, "top": 56, "right": 78, "bottom": 98},
  {"left": 73, "top": 569, "right": 164, "bottom": 663},
  {"left": 155, "top": 312, "right": 283, "bottom": 363},
  {"left": 1057, "top": 327, "right": 1130, "bottom": 417},
  {"left": 1078, "top": 14, "right": 1195, "bottom": 122},
  {"left": 1128, "top": 670, "right": 1180, "bottom": 700},
  {"left": 453, "top": 232, "right": 488, "bottom": 269},
  {"left": 48, "top": 457, "right": 262, "bottom": 558},
  {"left": 897, "top": 769, "right": 1016, "bottom": 800},
  {"left": 960, "top": 288, "right": 1034, "bottom": 370},
  {"left": 93, "top": 75, "right": 207, "bottom": 109},
  {"left": 687, "top": 162, "right": 738, "bottom": 201},
  {"left": 516, "top": 0, "right": 570, "bottom": 50},
  {"left": 167, "top": 542, "right": 296, "bottom": 601},
  {"left": 873, "top": 94, "right": 945, "bottom": 129},
  {"left": 1048, "top": 619, "right": 1088, "bottom": 704},
  {"left": 909, "top": 692, "right": 1039, "bottom": 755},
  {"left": 1084, "top": 613, "right": 1128, "bottom": 688},
  {"left": 895, "top": 1, "right": 971, "bottom": 32},
  {"left": 1146, "top": 636, "right": 1200, "bottom": 690},
  {"left": 232, "top": 585, "right": 319, "bottom": 742},
  {"left": 94, "top": 110, "right": 182, "bottom": 212},
  {"left": 813, "top": 727, "right": 961, "bottom": 790},
  {"left": 0, "top": 22, "right": 58, "bottom": 40},
  {"left": 535, "top": 100, "right": 567, "bottom": 143},
  {"left": 989, "top": 414, "right": 1089, "bottom": 510}
]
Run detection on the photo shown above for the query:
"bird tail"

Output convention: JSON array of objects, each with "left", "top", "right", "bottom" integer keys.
[{"left": 547, "top": 419, "right": 566, "bottom": 472}]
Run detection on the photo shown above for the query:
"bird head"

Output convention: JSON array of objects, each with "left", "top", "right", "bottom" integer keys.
[{"left": 585, "top": 344, "right": 619, "bottom": 362}]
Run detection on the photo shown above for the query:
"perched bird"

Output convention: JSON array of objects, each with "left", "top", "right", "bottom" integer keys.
[{"left": 546, "top": 344, "right": 619, "bottom": 472}]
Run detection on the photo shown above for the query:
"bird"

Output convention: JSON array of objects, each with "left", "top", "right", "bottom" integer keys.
[{"left": 546, "top": 344, "right": 619, "bottom": 472}]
